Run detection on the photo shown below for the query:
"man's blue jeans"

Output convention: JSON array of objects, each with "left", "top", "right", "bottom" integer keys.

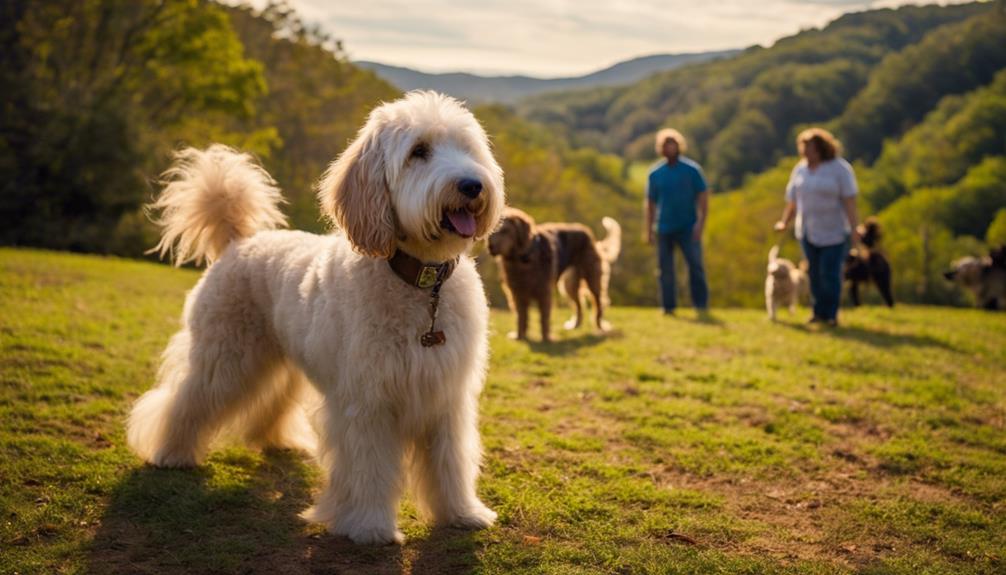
[
  {"left": 657, "top": 230, "right": 708, "bottom": 311},
  {"left": 800, "top": 236, "right": 849, "bottom": 321}
]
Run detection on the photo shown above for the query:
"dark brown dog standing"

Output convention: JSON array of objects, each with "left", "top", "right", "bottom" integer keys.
[
  {"left": 844, "top": 217, "right": 894, "bottom": 307},
  {"left": 488, "top": 207, "right": 621, "bottom": 342}
]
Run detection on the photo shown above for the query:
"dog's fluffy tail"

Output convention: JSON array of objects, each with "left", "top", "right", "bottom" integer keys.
[
  {"left": 597, "top": 217, "right": 621, "bottom": 263},
  {"left": 769, "top": 244, "right": 780, "bottom": 264},
  {"left": 147, "top": 145, "right": 287, "bottom": 266}
]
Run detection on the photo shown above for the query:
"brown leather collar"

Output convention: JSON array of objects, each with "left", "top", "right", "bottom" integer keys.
[{"left": 387, "top": 249, "right": 459, "bottom": 289}]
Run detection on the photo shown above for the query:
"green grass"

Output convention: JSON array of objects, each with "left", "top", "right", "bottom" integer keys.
[{"left": 2, "top": 248, "right": 1005, "bottom": 575}]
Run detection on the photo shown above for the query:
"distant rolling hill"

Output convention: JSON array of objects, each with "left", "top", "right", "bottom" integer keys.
[{"left": 354, "top": 51, "right": 740, "bottom": 104}]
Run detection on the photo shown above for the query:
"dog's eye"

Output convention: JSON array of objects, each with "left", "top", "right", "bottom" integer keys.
[{"left": 410, "top": 142, "right": 430, "bottom": 161}]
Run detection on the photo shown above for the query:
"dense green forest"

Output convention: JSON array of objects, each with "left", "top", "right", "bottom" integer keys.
[
  {"left": 0, "top": 0, "right": 396, "bottom": 255},
  {"left": 1, "top": 0, "right": 1004, "bottom": 308}
]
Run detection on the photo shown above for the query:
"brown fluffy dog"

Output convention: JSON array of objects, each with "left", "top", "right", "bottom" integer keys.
[{"left": 487, "top": 207, "right": 621, "bottom": 341}]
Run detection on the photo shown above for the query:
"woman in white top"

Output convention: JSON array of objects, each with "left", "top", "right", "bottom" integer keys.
[{"left": 774, "top": 128, "right": 859, "bottom": 327}]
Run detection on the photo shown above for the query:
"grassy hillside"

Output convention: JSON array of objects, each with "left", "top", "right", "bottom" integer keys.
[{"left": 3, "top": 249, "right": 1005, "bottom": 574}]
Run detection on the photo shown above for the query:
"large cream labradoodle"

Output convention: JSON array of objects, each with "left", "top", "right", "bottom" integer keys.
[{"left": 127, "top": 91, "right": 504, "bottom": 545}]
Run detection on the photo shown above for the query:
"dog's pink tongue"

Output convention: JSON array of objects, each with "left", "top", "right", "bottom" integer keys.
[{"left": 447, "top": 209, "right": 476, "bottom": 238}]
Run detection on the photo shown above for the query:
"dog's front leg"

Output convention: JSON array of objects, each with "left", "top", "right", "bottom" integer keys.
[
  {"left": 304, "top": 404, "right": 404, "bottom": 545},
  {"left": 877, "top": 275, "right": 895, "bottom": 308},
  {"left": 412, "top": 394, "right": 497, "bottom": 530},
  {"left": 765, "top": 284, "right": 776, "bottom": 321},
  {"left": 509, "top": 296, "right": 530, "bottom": 340},
  {"left": 538, "top": 292, "right": 553, "bottom": 342}
]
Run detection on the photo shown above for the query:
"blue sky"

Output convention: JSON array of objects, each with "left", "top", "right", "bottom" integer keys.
[{"left": 243, "top": 0, "right": 971, "bottom": 76}]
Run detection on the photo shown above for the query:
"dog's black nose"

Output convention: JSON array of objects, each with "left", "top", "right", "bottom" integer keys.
[{"left": 458, "top": 178, "right": 483, "bottom": 199}]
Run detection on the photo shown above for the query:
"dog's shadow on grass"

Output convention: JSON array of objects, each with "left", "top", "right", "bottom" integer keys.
[
  {"left": 779, "top": 321, "right": 959, "bottom": 351},
  {"left": 88, "top": 449, "right": 480, "bottom": 574},
  {"left": 528, "top": 331, "right": 609, "bottom": 355},
  {"left": 408, "top": 526, "right": 481, "bottom": 575}
]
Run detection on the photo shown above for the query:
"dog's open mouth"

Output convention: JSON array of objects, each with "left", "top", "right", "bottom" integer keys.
[{"left": 441, "top": 207, "right": 477, "bottom": 238}]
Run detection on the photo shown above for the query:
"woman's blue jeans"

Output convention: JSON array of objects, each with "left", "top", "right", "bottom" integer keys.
[
  {"left": 800, "top": 236, "right": 849, "bottom": 321},
  {"left": 657, "top": 230, "right": 708, "bottom": 311}
]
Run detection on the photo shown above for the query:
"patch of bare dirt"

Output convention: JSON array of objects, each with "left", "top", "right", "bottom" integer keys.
[
  {"left": 558, "top": 394, "right": 981, "bottom": 569},
  {"left": 643, "top": 453, "right": 972, "bottom": 569}
]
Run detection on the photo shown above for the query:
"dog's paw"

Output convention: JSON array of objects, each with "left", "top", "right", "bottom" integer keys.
[
  {"left": 598, "top": 320, "right": 612, "bottom": 332},
  {"left": 331, "top": 520, "right": 404, "bottom": 545},
  {"left": 507, "top": 331, "right": 526, "bottom": 341},
  {"left": 310, "top": 506, "right": 404, "bottom": 545},
  {"left": 446, "top": 502, "right": 497, "bottom": 530},
  {"left": 563, "top": 317, "right": 580, "bottom": 330}
]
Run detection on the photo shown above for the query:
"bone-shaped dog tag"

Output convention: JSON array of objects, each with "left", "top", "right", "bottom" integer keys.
[{"left": 421, "top": 330, "right": 446, "bottom": 347}]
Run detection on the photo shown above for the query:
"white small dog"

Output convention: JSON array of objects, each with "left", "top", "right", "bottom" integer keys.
[
  {"left": 765, "top": 245, "right": 806, "bottom": 321},
  {"left": 127, "top": 92, "right": 504, "bottom": 545}
]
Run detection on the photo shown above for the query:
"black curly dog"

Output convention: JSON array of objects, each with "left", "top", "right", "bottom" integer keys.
[{"left": 844, "top": 217, "right": 894, "bottom": 307}]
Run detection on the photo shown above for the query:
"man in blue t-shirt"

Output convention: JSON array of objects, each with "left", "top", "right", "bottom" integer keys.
[{"left": 645, "top": 128, "right": 710, "bottom": 314}]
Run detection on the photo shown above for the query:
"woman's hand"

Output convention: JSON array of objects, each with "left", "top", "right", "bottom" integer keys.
[{"left": 776, "top": 201, "right": 796, "bottom": 233}]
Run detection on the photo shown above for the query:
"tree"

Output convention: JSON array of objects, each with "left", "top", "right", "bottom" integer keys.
[
  {"left": 986, "top": 209, "right": 1006, "bottom": 246},
  {"left": 0, "top": 0, "right": 266, "bottom": 253},
  {"left": 224, "top": 2, "right": 398, "bottom": 232},
  {"left": 834, "top": 14, "right": 1006, "bottom": 162},
  {"left": 869, "top": 69, "right": 1006, "bottom": 209}
]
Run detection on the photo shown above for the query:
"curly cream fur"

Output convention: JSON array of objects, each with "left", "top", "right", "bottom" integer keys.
[
  {"left": 147, "top": 145, "right": 287, "bottom": 266},
  {"left": 127, "top": 91, "right": 503, "bottom": 545}
]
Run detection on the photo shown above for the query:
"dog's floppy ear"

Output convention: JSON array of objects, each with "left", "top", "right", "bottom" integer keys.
[
  {"left": 509, "top": 211, "right": 534, "bottom": 254},
  {"left": 317, "top": 122, "right": 396, "bottom": 259}
]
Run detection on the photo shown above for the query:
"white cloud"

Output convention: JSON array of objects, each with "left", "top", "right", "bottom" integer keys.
[{"left": 239, "top": 0, "right": 973, "bottom": 76}]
